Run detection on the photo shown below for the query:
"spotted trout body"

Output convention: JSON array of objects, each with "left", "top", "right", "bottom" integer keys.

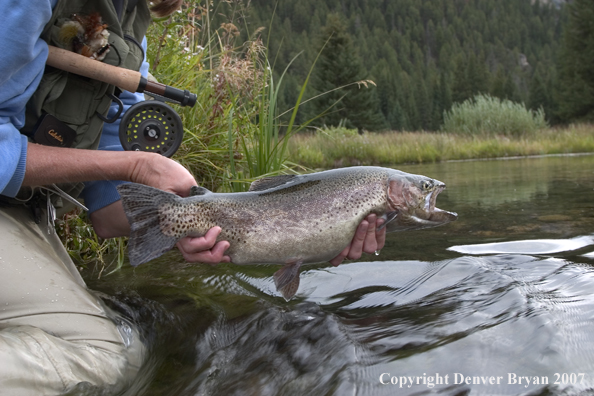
[{"left": 118, "top": 166, "right": 457, "bottom": 299}]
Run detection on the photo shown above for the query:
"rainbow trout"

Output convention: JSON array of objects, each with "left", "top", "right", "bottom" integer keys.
[{"left": 117, "top": 166, "right": 457, "bottom": 300}]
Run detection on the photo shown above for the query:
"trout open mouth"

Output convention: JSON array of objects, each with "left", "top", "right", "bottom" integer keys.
[
  {"left": 416, "top": 185, "right": 457, "bottom": 225},
  {"left": 386, "top": 178, "right": 457, "bottom": 232}
]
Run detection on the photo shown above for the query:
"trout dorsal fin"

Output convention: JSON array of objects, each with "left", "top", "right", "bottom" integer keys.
[
  {"left": 249, "top": 175, "right": 297, "bottom": 192},
  {"left": 190, "top": 186, "right": 212, "bottom": 196}
]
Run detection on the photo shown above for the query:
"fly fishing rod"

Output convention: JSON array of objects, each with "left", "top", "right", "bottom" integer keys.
[{"left": 46, "top": 45, "right": 195, "bottom": 157}]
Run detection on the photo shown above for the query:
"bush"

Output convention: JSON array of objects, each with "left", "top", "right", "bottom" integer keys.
[{"left": 442, "top": 94, "right": 548, "bottom": 137}]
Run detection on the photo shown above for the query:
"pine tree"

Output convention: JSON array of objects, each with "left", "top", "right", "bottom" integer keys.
[
  {"left": 310, "top": 14, "right": 387, "bottom": 131},
  {"left": 467, "top": 52, "right": 490, "bottom": 95},
  {"left": 491, "top": 67, "right": 516, "bottom": 100},
  {"left": 528, "top": 66, "right": 552, "bottom": 120},
  {"left": 452, "top": 53, "right": 472, "bottom": 103},
  {"left": 554, "top": 0, "right": 594, "bottom": 122}
]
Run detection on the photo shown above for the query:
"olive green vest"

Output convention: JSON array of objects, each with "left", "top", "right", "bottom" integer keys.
[{"left": 20, "top": 0, "right": 152, "bottom": 205}]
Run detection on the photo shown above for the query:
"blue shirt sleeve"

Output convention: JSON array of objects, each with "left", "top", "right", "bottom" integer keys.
[
  {"left": 81, "top": 38, "right": 151, "bottom": 213},
  {"left": 0, "top": 0, "right": 57, "bottom": 197}
]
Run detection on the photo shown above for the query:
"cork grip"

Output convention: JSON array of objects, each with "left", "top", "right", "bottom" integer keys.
[
  {"left": 46, "top": 45, "right": 142, "bottom": 93},
  {"left": 46, "top": 45, "right": 197, "bottom": 107}
]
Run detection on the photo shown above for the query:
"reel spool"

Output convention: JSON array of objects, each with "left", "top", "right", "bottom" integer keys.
[{"left": 119, "top": 101, "right": 184, "bottom": 158}]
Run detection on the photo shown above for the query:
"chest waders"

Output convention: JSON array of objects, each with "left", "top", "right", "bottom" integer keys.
[{"left": 0, "top": 1, "right": 155, "bottom": 394}]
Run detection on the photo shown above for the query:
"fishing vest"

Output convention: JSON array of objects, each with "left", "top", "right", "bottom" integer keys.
[{"left": 20, "top": 0, "right": 152, "bottom": 202}]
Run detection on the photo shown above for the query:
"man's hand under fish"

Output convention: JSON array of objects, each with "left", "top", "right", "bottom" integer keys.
[{"left": 175, "top": 213, "right": 387, "bottom": 267}]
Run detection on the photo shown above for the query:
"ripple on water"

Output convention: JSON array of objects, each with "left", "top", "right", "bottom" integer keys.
[{"left": 190, "top": 255, "right": 594, "bottom": 395}]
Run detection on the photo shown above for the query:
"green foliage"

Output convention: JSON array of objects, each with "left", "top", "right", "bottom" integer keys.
[
  {"left": 554, "top": 0, "right": 594, "bottom": 123},
  {"left": 145, "top": 4, "right": 253, "bottom": 191},
  {"left": 441, "top": 94, "right": 548, "bottom": 137},
  {"left": 244, "top": 0, "right": 563, "bottom": 130},
  {"left": 227, "top": 51, "right": 312, "bottom": 191},
  {"left": 308, "top": 14, "right": 386, "bottom": 131},
  {"left": 144, "top": 1, "right": 305, "bottom": 193},
  {"left": 55, "top": 210, "right": 125, "bottom": 275}
]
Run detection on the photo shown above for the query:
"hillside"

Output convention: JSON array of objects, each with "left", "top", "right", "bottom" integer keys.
[{"left": 210, "top": 0, "right": 565, "bottom": 131}]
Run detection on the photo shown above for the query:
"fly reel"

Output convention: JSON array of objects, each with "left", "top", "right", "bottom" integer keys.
[
  {"left": 46, "top": 45, "right": 196, "bottom": 158},
  {"left": 119, "top": 101, "right": 184, "bottom": 158}
]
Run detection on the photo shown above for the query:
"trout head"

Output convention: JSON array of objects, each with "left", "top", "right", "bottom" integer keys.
[{"left": 385, "top": 172, "right": 457, "bottom": 232}]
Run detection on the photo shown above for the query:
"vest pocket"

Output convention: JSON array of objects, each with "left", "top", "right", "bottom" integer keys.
[{"left": 45, "top": 74, "right": 93, "bottom": 125}]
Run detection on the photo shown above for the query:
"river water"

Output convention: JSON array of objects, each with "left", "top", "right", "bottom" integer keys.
[{"left": 84, "top": 154, "right": 594, "bottom": 396}]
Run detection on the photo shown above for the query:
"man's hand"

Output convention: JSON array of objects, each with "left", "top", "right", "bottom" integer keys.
[
  {"left": 176, "top": 227, "right": 231, "bottom": 264},
  {"left": 329, "top": 214, "right": 386, "bottom": 267},
  {"left": 128, "top": 152, "right": 197, "bottom": 197}
]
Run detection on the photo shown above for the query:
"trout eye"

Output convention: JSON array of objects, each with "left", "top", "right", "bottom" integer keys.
[{"left": 422, "top": 180, "right": 433, "bottom": 190}]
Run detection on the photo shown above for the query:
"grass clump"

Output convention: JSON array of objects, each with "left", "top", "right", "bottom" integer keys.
[
  {"left": 442, "top": 94, "right": 548, "bottom": 137},
  {"left": 56, "top": 210, "right": 125, "bottom": 276},
  {"left": 145, "top": 6, "right": 259, "bottom": 192},
  {"left": 288, "top": 124, "right": 594, "bottom": 169},
  {"left": 146, "top": 2, "right": 313, "bottom": 192}
]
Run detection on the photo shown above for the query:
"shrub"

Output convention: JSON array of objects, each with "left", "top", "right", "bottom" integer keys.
[{"left": 441, "top": 94, "right": 548, "bottom": 137}]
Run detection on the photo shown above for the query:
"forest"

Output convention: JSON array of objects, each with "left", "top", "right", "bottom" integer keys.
[{"left": 199, "top": 0, "right": 592, "bottom": 132}]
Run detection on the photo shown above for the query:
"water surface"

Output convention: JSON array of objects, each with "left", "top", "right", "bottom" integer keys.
[{"left": 84, "top": 154, "right": 594, "bottom": 395}]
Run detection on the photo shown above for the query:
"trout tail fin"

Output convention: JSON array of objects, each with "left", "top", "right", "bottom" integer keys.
[{"left": 117, "top": 183, "right": 180, "bottom": 267}]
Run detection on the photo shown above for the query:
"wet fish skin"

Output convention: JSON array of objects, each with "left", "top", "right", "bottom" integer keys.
[{"left": 117, "top": 166, "right": 457, "bottom": 300}]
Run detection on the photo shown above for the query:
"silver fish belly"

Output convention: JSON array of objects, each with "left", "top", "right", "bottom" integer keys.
[{"left": 117, "top": 166, "right": 457, "bottom": 300}]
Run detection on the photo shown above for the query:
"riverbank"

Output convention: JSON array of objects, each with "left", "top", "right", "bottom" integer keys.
[{"left": 287, "top": 123, "right": 594, "bottom": 169}]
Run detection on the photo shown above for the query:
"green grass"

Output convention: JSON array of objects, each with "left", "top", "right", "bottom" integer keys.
[
  {"left": 287, "top": 123, "right": 594, "bottom": 169},
  {"left": 55, "top": 210, "right": 125, "bottom": 276}
]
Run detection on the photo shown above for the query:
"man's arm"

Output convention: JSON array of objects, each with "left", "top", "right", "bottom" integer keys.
[{"left": 0, "top": 1, "right": 56, "bottom": 197}]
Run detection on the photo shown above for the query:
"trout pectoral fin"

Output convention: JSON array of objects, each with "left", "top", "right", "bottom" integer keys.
[
  {"left": 273, "top": 260, "right": 302, "bottom": 301},
  {"left": 378, "top": 211, "right": 398, "bottom": 231}
]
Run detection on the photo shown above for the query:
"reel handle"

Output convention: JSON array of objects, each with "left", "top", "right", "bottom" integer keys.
[{"left": 46, "top": 46, "right": 196, "bottom": 107}]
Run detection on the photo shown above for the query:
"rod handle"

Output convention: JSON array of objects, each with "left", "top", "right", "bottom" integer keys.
[
  {"left": 46, "top": 46, "right": 141, "bottom": 93},
  {"left": 46, "top": 46, "right": 197, "bottom": 107}
]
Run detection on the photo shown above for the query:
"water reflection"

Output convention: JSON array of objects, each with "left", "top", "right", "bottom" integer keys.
[
  {"left": 398, "top": 154, "right": 594, "bottom": 208},
  {"left": 181, "top": 255, "right": 594, "bottom": 395},
  {"left": 79, "top": 154, "right": 594, "bottom": 396}
]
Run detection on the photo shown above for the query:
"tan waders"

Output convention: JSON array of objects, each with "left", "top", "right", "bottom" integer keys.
[{"left": 0, "top": 204, "right": 145, "bottom": 395}]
